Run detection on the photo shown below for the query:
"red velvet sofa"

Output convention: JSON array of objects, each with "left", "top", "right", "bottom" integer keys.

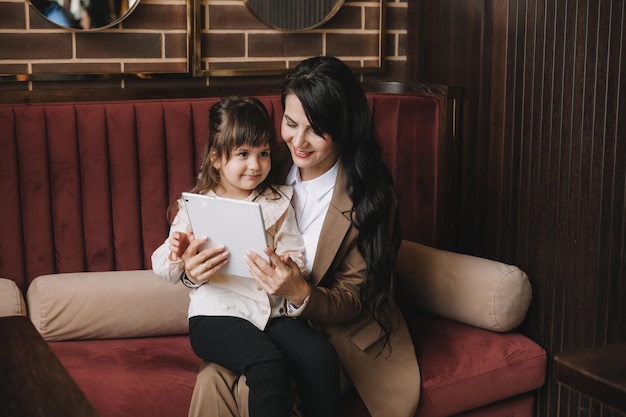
[{"left": 0, "top": 83, "right": 546, "bottom": 417}]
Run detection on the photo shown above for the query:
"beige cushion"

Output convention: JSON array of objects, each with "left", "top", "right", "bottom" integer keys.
[
  {"left": 26, "top": 270, "right": 190, "bottom": 341},
  {"left": 396, "top": 240, "right": 531, "bottom": 332},
  {"left": 0, "top": 278, "right": 27, "bottom": 317}
]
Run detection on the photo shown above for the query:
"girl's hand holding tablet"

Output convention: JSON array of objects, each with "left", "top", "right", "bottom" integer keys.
[{"left": 179, "top": 232, "right": 229, "bottom": 285}]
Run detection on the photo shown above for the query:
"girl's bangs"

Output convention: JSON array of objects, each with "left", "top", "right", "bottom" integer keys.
[{"left": 232, "top": 117, "right": 272, "bottom": 148}]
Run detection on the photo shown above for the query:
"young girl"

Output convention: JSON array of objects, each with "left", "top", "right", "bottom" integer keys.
[{"left": 151, "top": 96, "right": 340, "bottom": 417}]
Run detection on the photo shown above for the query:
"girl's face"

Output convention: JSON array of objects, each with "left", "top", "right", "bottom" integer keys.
[
  {"left": 213, "top": 144, "right": 271, "bottom": 199},
  {"left": 281, "top": 93, "right": 339, "bottom": 181}
]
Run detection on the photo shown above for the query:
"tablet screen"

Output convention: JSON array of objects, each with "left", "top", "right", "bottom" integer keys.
[{"left": 182, "top": 192, "right": 269, "bottom": 278}]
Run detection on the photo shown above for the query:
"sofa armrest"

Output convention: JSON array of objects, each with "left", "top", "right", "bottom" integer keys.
[
  {"left": 0, "top": 278, "right": 27, "bottom": 317},
  {"left": 396, "top": 240, "right": 531, "bottom": 332},
  {"left": 26, "top": 270, "right": 190, "bottom": 341}
]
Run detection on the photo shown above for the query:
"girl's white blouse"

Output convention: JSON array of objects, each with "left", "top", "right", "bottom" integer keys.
[{"left": 151, "top": 185, "right": 306, "bottom": 330}]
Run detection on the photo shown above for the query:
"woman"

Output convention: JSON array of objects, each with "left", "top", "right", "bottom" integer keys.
[{"left": 181, "top": 56, "right": 420, "bottom": 417}]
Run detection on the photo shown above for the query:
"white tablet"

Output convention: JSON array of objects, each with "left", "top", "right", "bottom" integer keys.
[{"left": 182, "top": 192, "right": 268, "bottom": 278}]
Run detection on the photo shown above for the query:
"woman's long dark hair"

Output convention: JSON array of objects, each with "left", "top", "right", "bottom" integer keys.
[{"left": 282, "top": 56, "right": 401, "bottom": 350}]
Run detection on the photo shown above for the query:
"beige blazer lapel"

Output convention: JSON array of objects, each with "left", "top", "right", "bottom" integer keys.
[{"left": 310, "top": 166, "right": 353, "bottom": 285}]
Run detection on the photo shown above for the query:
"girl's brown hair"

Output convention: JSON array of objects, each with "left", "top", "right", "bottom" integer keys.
[{"left": 168, "top": 96, "right": 277, "bottom": 222}]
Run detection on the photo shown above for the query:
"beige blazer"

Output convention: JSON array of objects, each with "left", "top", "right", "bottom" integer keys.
[{"left": 299, "top": 166, "right": 421, "bottom": 417}]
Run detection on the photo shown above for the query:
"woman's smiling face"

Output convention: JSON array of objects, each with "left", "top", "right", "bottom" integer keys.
[{"left": 281, "top": 93, "right": 339, "bottom": 181}]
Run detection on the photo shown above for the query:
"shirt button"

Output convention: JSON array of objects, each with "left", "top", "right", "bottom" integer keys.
[
  {"left": 257, "top": 286, "right": 263, "bottom": 291},
  {"left": 261, "top": 309, "right": 268, "bottom": 314}
]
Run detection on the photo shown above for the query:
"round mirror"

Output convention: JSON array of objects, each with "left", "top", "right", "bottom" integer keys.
[
  {"left": 30, "top": 0, "right": 139, "bottom": 30},
  {"left": 244, "top": 0, "right": 344, "bottom": 31}
]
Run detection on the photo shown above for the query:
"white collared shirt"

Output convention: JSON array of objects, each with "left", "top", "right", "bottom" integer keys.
[{"left": 286, "top": 160, "right": 339, "bottom": 274}]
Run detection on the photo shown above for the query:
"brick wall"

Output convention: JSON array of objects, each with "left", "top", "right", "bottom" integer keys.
[{"left": 0, "top": 0, "right": 408, "bottom": 90}]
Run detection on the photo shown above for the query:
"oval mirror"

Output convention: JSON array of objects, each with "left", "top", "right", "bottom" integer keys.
[
  {"left": 244, "top": 0, "right": 344, "bottom": 31},
  {"left": 30, "top": 0, "right": 139, "bottom": 30}
]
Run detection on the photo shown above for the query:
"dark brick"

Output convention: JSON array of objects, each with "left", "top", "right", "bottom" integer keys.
[
  {"left": 0, "top": 64, "right": 29, "bottom": 76},
  {"left": 0, "top": 33, "right": 72, "bottom": 59},
  {"left": 123, "top": 4, "right": 186, "bottom": 30},
  {"left": 209, "top": 4, "right": 266, "bottom": 30},
  {"left": 199, "top": 3, "right": 206, "bottom": 29},
  {"left": 76, "top": 33, "right": 162, "bottom": 58},
  {"left": 165, "top": 33, "right": 188, "bottom": 59},
  {"left": 207, "top": 73, "right": 284, "bottom": 88},
  {"left": 33, "top": 62, "right": 121, "bottom": 74},
  {"left": 322, "top": 5, "right": 361, "bottom": 29},
  {"left": 0, "top": 3, "right": 26, "bottom": 28},
  {"left": 326, "top": 33, "right": 379, "bottom": 56},
  {"left": 248, "top": 33, "right": 322, "bottom": 57},
  {"left": 202, "top": 33, "right": 244, "bottom": 57},
  {"left": 385, "top": 33, "right": 396, "bottom": 56},
  {"left": 385, "top": 5, "right": 407, "bottom": 30}
]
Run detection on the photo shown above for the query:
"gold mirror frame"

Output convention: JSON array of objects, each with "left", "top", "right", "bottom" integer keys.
[{"left": 29, "top": 0, "right": 140, "bottom": 30}]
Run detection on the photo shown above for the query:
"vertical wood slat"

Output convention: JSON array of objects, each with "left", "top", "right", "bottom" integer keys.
[{"left": 490, "top": 1, "right": 626, "bottom": 417}]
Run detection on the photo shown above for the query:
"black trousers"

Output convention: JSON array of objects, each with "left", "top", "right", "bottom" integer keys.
[{"left": 189, "top": 315, "right": 340, "bottom": 417}]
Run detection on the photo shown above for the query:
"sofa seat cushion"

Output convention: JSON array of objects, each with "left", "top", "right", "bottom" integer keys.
[
  {"left": 49, "top": 335, "right": 200, "bottom": 417},
  {"left": 49, "top": 314, "right": 546, "bottom": 417},
  {"left": 339, "top": 312, "right": 545, "bottom": 417},
  {"left": 408, "top": 312, "right": 546, "bottom": 417}
]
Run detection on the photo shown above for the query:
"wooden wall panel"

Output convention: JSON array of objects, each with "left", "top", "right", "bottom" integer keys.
[
  {"left": 491, "top": 3, "right": 626, "bottom": 417},
  {"left": 416, "top": 1, "right": 625, "bottom": 417}
]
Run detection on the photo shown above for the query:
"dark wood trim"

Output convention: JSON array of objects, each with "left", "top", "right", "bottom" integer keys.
[
  {"left": 555, "top": 343, "right": 626, "bottom": 415},
  {"left": 0, "top": 83, "right": 281, "bottom": 105},
  {"left": 0, "top": 316, "right": 99, "bottom": 417},
  {"left": 1, "top": 81, "right": 455, "bottom": 105}
]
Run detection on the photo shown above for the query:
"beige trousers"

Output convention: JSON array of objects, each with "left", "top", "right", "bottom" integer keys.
[
  {"left": 187, "top": 362, "right": 306, "bottom": 417},
  {"left": 187, "top": 361, "right": 356, "bottom": 417}
]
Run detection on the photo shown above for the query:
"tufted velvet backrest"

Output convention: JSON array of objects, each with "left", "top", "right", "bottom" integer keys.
[{"left": 0, "top": 92, "right": 445, "bottom": 291}]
